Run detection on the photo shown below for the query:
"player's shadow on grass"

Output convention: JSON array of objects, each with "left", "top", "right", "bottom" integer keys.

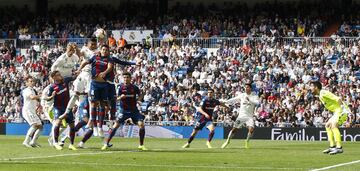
[
  {"left": 224, "top": 147, "right": 291, "bottom": 151},
  {"left": 82, "top": 147, "right": 230, "bottom": 153}
]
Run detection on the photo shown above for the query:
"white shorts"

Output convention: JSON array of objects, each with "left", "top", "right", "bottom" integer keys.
[
  {"left": 233, "top": 116, "right": 254, "bottom": 129},
  {"left": 42, "top": 105, "right": 54, "bottom": 122},
  {"left": 73, "top": 72, "right": 91, "bottom": 94},
  {"left": 23, "top": 111, "right": 42, "bottom": 126}
]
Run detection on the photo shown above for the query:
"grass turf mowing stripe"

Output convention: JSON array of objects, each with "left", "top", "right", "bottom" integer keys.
[{"left": 0, "top": 160, "right": 307, "bottom": 170}]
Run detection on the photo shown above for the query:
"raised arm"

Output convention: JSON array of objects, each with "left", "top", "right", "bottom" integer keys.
[
  {"left": 225, "top": 95, "right": 242, "bottom": 105},
  {"left": 76, "top": 60, "right": 90, "bottom": 73},
  {"left": 248, "top": 95, "right": 260, "bottom": 106},
  {"left": 112, "top": 57, "right": 136, "bottom": 66}
]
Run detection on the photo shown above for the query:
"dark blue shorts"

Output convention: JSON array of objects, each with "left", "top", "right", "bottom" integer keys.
[
  {"left": 194, "top": 115, "right": 212, "bottom": 130},
  {"left": 116, "top": 109, "right": 145, "bottom": 124},
  {"left": 89, "top": 81, "right": 108, "bottom": 102},
  {"left": 107, "top": 83, "right": 116, "bottom": 101},
  {"left": 53, "top": 107, "right": 74, "bottom": 123}
]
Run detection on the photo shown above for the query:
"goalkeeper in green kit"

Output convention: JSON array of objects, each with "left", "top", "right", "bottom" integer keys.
[{"left": 311, "top": 81, "right": 350, "bottom": 155}]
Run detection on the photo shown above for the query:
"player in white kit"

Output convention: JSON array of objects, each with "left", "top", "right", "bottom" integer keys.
[
  {"left": 61, "top": 38, "right": 98, "bottom": 148},
  {"left": 221, "top": 82, "right": 260, "bottom": 149},
  {"left": 22, "top": 76, "right": 43, "bottom": 147},
  {"left": 51, "top": 43, "right": 80, "bottom": 77},
  {"left": 41, "top": 78, "right": 54, "bottom": 123},
  {"left": 41, "top": 78, "right": 55, "bottom": 146}
]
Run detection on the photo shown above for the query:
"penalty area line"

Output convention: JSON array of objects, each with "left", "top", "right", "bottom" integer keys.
[{"left": 309, "top": 159, "right": 360, "bottom": 171}]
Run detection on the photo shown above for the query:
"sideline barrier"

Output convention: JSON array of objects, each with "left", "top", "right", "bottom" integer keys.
[
  {"left": 6, "top": 123, "right": 52, "bottom": 135},
  {"left": 4, "top": 123, "right": 224, "bottom": 139},
  {"left": 4, "top": 123, "right": 359, "bottom": 141},
  {"left": 224, "top": 127, "right": 360, "bottom": 142},
  {"left": 0, "top": 123, "right": 5, "bottom": 135}
]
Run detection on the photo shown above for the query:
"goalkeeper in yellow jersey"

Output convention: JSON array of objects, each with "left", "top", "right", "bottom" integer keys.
[{"left": 311, "top": 81, "right": 350, "bottom": 155}]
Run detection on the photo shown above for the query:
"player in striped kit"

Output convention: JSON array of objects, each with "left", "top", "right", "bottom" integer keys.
[
  {"left": 105, "top": 53, "right": 137, "bottom": 137},
  {"left": 182, "top": 89, "right": 228, "bottom": 149},
  {"left": 45, "top": 71, "right": 77, "bottom": 150},
  {"left": 101, "top": 72, "right": 146, "bottom": 150},
  {"left": 221, "top": 82, "right": 260, "bottom": 149},
  {"left": 41, "top": 77, "right": 67, "bottom": 146},
  {"left": 77, "top": 44, "right": 114, "bottom": 143},
  {"left": 22, "top": 76, "right": 43, "bottom": 148}
]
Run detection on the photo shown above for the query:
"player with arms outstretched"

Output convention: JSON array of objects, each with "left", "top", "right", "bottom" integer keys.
[{"left": 221, "top": 82, "right": 260, "bottom": 149}]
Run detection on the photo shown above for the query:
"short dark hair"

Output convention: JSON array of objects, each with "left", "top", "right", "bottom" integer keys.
[
  {"left": 50, "top": 71, "right": 60, "bottom": 78},
  {"left": 312, "top": 81, "right": 322, "bottom": 90},
  {"left": 89, "top": 37, "right": 97, "bottom": 43},
  {"left": 100, "top": 44, "right": 109, "bottom": 49},
  {"left": 207, "top": 88, "right": 214, "bottom": 93},
  {"left": 245, "top": 82, "right": 252, "bottom": 87},
  {"left": 122, "top": 72, "right": 131, "bottom": 77},
  {"left": 25, "top": 76, "right": 34, "bottom": 82}
]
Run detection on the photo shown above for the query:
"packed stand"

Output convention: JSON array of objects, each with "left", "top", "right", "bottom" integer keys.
[{"left": 1, "top": 34, "right": 360, "bottom": 128}]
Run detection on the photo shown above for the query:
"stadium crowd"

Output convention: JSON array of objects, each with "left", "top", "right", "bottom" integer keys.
[
  {"left": 0, "top": 1, "right": 360, "bottom": 128},
  {"left": 1, "top": 35, "right": 360, "bottom": 128}
]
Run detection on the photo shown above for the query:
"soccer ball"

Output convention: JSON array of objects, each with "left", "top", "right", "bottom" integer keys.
[{"left": 94, "top": 28, "right": 107, "bottom": 39}]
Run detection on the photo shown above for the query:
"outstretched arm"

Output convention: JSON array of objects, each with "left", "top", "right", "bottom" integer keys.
[
  {"left": 112, "top": 57, "right": 136, "bottom": 66},
  {"left": 225, "top": 96, "right": 242, "bottom": 105}
]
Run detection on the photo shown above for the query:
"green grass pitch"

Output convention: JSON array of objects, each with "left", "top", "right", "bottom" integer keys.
[{"left": 0, "top": 135, "right": 359, "bottom": 171}]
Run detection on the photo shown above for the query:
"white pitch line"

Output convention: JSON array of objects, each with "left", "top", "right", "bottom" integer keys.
[
  {"left": 309, "top": 160, "right": 360, "bottom": 171},
  {"left": 0, "top": 160, "right": 306, "bottom": 170},
  {"left": 0, "top": 151, "right": 132, "bottom": 161}
]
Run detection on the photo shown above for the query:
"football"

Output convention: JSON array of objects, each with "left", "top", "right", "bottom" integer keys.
[{"left": 94, "top": 28, "right": 106, "bottom": 39}]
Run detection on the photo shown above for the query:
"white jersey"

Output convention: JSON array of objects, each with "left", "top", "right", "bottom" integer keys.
[
  {"left": 22, "top": 87, "right": 39, "bottom": 115},
  {"left": 51, "top": 53, "right": 79, "bottom": 77},
  {"left": 41, "top": 85, "right": 53, "bottom": 108},
  {"left": 226, "top": 92, "right": 260, "bottom": 118},
  {"left": 80, "top": 46, "right": 96, "bottom": 73}
]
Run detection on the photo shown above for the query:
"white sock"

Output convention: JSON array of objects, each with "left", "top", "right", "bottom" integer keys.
[
  {"left": 227, "top": 130, "right": 235, "bottom": 142},
  {"left": 59, "top": 127, "right": 67, "bottom": 142},
  {"left": 30, "top": 128, "right": 42, "bottom": 145},
  {"left": 246, "top": 132, "right": 252, "bottom": 142},
  {"left": 65, "top": 95, "right": 78, "bottom": 114},
  {"left": 50, "top": 123, "right": 55, "bottom": 142},
  {"left": 98, "top": 127, "right": 104, "bottom": 137},
  {"left": 24, "top": 126, "right": 36, "bottom": 144},
  {"left": 93, "top": 127, "right": 99, "bottom": 136},
  {"left": 61, "top": 134, "right": 68, "bottom": 143}
]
